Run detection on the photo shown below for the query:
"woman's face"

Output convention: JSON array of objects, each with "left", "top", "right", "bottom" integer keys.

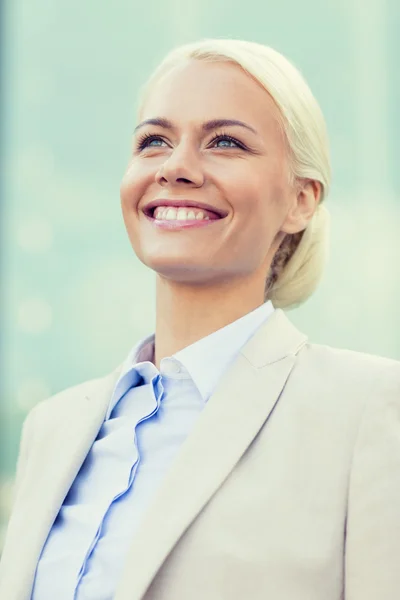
[{"left": 120, "top": 59, "right": 310, "bottom": 287}]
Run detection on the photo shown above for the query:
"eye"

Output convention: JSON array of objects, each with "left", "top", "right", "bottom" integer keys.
[
  {"left": 209, "top": 133, "right": 245, "bottom": 150},
  {"left": 136, "top": 133, "right": 168, "bottom": 151}
]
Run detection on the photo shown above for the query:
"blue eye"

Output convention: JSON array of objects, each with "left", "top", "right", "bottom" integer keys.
[
  {"left": 148, "top": 138, "right": 165, "bottom": 147},
  {"left": 137, "top": 134, "right": 167, "bottom": 151},
  {"left": 216, "top": 138, "right": 237, "bottom": 147},
  {"left": 210, "top": 134, "right": 244, "bottom": 149}
]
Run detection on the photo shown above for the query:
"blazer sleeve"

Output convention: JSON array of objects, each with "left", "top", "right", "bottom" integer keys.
[{"left": 345, "top": 364, "right": 400, "bottom": 599}]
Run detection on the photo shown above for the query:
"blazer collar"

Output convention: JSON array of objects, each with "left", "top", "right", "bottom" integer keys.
[{"left": 241, "top": 307, "right": 307, "bottom": 367}]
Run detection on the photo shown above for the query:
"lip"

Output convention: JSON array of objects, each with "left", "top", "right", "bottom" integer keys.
[{"left": 142, "top": 198, "right": 229, "bottom": 219}]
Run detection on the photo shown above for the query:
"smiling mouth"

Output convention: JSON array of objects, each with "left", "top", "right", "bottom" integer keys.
[
  {"left": 143, "top": 199, "right": 229, "bottom": 220},
  {"left": 143, "top": 205, "right": 225, "bottom": 230},
  {"left": 147, "top": 205, "right": 221, "bottom": 222}
]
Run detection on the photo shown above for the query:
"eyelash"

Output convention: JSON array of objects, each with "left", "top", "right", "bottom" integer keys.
[
  {"left": 135, "top": 131, "right": 246, "bottom": 152},
  {"left": 136, "top": 132, "right": 164, "bottom": 151},
  {"left": 208, "top": 132, "right": 246, "bottom": 149}
]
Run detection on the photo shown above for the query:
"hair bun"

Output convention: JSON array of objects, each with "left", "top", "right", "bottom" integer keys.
[{"left": 267, "top": 204, "right": 330, "bottom": 309}]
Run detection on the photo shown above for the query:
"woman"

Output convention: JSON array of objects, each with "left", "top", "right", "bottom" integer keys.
[{"left": 1, "top": 39, "right": 399, "bottom": 600}]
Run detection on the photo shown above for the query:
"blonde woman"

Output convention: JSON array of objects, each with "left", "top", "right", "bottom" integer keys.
[{"left": 1, "top": 39, "right": 399, "bottom": 600}]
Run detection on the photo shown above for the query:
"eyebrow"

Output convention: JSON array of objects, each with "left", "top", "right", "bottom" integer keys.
[{"left": 134, "top": 117, "right": 258, "bottom": 135}]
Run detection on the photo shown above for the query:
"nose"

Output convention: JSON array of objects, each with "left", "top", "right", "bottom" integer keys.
[{"left": 155, "top": 144, "right": 204, "bottom": 188}]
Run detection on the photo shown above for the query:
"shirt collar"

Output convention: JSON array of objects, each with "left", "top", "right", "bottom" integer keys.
[
  {"left": 174, "top": 300, "right": 274, "bottom": 401},
  {"left": 119, "top": 333, "right": 156, "bottom": 381},
  {"left": 115, "top": 301, "right": 274, "bottom": 405}
]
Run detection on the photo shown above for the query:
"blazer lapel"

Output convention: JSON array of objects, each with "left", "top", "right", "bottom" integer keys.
[
  {"left": 0, "top": 369, "right": 121, "bottom": 600},
  {"left": 115, "top": 309, "right": 307, "bottom": 600}
]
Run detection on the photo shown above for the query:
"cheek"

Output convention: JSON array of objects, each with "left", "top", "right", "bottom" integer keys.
[
  {"left": 226, "top": 174, "right": 289, "bottom": 254},
  {"left": 120, "top": 160, "right": 155, "bottom": 212},
  {"left": 223, "top": 158, "right": 287, "bottom": 207}
]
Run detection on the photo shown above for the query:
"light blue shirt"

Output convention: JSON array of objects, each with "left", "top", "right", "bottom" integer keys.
[{"left": 31, "top": 301, "right": 274, "bottom": 600}]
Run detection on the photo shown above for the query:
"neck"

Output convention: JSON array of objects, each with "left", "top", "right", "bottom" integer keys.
[{"left": 153, "top": 275, "right": 266, "bottom": 369}]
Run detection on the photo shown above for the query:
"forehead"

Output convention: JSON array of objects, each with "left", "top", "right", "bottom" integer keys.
[{"left": 141, "top": 59, "right": 283, "bottom": 132}]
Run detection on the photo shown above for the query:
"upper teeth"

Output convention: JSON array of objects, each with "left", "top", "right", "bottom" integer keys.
[{"left": 153, "top": 207, "right": 210, "bottom": 221}]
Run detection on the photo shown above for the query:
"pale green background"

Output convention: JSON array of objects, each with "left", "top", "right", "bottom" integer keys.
[{"left": 1, "top": 0, "right": 399, "bottom": 546}]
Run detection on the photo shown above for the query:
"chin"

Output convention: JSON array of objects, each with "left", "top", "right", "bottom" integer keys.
[{"left": 141, "top": 257, "right": 216, "bottom": 283}]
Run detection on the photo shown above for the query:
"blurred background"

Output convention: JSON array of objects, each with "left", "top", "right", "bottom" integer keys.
[{"left": 0, "top": 0, "right": 399, "bottom": 548}]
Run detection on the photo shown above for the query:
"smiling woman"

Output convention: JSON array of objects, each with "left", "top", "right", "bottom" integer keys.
[{"left": 1, "top": 39, "right": 399, "bottom": 600}]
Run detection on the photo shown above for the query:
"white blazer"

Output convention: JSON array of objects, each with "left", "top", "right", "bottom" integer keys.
[{"left": 1, "top": 309, "right": 400, "bottom": 600}]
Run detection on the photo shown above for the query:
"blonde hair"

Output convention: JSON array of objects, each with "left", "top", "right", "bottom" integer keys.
[{"left": 139, "top": 39, "right": 332, "bottom": 309}]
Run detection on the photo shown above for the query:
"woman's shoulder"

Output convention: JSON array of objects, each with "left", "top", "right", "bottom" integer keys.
[
  {"left": 304, "top": 338, "right": 399, "bottom": 360},
  {"left": 270, "top": 309, "right": 400, "bottom": 387},
  {"left": 301, "top": 341, "right": 400, "bottom": 374},
  {"left": 27, "top": 364, "right": 122, "bottom": 424},
  {"left": 295, "top": 341, "right": 400, "bottom": 402},
  {"left": 280, "top": 343, "right": 400, "bottom": 438}
]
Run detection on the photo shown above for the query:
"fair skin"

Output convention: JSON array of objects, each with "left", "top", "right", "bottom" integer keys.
[{"left": 120, "top": 59, "right": 321, "bottom": 368}]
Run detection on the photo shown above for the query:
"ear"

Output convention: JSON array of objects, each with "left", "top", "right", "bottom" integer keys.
[{"left": 281, "top": 179, "right": 322, "bottom": 234}]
